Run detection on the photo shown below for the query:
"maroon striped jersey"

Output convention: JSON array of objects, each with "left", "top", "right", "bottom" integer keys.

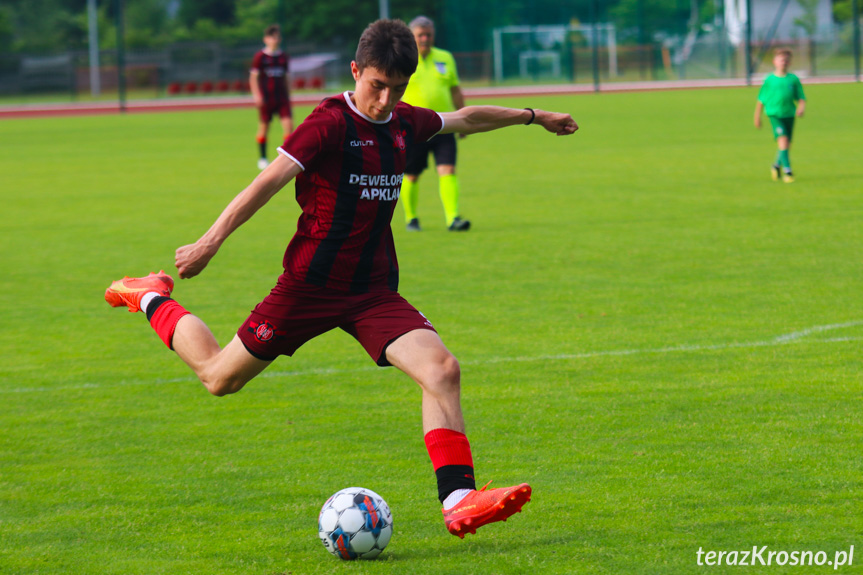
[
  {"left": 251, "top": 49, "right": 290, "bottom": 103},
  {"left": 277, "top": 92, "right": 444, "bottom": 293}
]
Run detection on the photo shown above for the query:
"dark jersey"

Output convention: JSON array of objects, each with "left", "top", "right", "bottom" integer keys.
[
  {"left": 277, "top": 92, "right": 443, "bottom": 293},
  {"left": 251, "top": 49, "right": 290, "bottom": 103}
]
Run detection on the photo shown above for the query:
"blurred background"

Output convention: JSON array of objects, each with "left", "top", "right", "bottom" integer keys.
[{"left": 0, "top": 0, "right": 859, "bottom": 105}]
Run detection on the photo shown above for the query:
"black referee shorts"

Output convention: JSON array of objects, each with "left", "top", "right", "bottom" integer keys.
[{"left": 405, "top": 133, "right": 457, "bottom": 176}]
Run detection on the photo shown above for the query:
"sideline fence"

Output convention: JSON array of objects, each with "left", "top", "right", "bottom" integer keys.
[{"left": 0, "top": 1, "right": 859, "bottom": 108}]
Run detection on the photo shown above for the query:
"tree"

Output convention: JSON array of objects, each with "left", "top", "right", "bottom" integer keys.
[
  {"left": 0, "top": 5, "right": 15, "bottom": 54},
  {"left": 794, "top": 0, "right": 819, "bottom": 74},
  {"left": 832, "top": 0, "right": 856, "bottom": 22},
  {"left": 611, "top": 0, "right": 714, "bottom": 44},
  {"left": 178, "top": 0, "right": 237, "bottom": 28}
]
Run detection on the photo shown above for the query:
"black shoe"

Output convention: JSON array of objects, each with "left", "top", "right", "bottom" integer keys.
[
  {"left": 448, "top": 216, "right": 471, "bottom": 231},
  {"left": 406, "top": 218, "right": 421, "bottom": 231},
  {"left": 771, "top": 164, "right": 781, "bottom": 181}
]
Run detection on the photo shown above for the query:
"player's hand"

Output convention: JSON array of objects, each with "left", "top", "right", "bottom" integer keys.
[
  {"left": 754, "top": 116, "right": 762, "bottom": 129},
  {"left": 536, "top": 110, "right": 578, "bottom": 136},
  {"left": 175, "top": 241, "right": 218, "bottom": 279}
]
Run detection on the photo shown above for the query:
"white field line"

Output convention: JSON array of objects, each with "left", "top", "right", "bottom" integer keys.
[
  {"left": 4, "top": 321, "right": 862, "bottom": 394},
  {"left": 480, "top": 320, "right": 863, "bottom": 365}
]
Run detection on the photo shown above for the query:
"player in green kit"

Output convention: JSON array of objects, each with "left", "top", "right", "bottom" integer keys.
[
  {"left": 754, "top": 48, "right": 806, "bottom": 183},
  {"left": 400, "top": 16, "right": 470, "bottom": 231}
]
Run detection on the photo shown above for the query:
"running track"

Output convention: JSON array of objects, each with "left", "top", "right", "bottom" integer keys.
[{"left": 1, "top": 76, "right": 857, "bottom": 119}]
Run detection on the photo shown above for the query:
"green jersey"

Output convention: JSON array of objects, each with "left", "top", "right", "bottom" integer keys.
[
  {"left": 758, "top": 73, "right": 805, "bottom": 118},
  {"left": 402, "top": 47, "right": 460, "bottom": 113}
]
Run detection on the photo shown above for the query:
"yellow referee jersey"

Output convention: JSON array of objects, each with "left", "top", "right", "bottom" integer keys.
[{"left": 402, "top": 47, "right": 460, "bottom": 113}]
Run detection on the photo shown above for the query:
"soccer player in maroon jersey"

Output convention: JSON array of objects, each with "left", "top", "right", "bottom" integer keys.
[
  {"left": 250, "top": 24, "right": 293, "bottom": 170},
  {"left": 106, "top": 19, "right": 577, "bottom": 539}
]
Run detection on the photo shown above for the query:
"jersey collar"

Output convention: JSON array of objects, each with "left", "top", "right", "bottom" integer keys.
[{"left": 343, "top": 91, "right": 392, "bottom": 125}]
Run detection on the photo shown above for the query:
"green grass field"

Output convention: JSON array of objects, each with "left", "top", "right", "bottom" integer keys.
[{"left": 2, "top": 84, "right": 862, "bottom": 574}]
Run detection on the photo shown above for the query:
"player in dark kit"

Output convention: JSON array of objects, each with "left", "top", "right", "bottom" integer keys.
[
  {"left": 250, "top": 24, "right": 293, "bottom": 170},
  {"left": 105, "top": 19, "right": 578, "bottom": 539}
]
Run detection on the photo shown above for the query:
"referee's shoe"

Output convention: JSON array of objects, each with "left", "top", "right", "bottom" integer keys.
[
  {"left": 448, "top": 216, "right": 471, "bottom": 232},
  {"left": 406, "top": 218, "right": 421, "bottom": 232}
]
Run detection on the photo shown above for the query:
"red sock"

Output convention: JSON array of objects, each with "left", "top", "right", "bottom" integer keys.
[
  {"left": 424, "top": 428, "right": 474, "bottom": 469},
  {"left": 147, "top": 297, "right": 190, "bottom": 350},
  {"left": 424, "top": 428, "right": 476, "bottom": 502}
]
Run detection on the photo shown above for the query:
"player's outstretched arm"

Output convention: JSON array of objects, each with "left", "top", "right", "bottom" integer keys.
[
  {"left": 175, "top": 154, "right": 302, "bottom": 279},
  {"left": 439, "top": 106, "right": 578, "bottom": 136}
]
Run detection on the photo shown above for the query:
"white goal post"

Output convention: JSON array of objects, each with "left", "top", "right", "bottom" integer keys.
[{"left": 493, "top": 24, "right": 618, "bottom": 83}]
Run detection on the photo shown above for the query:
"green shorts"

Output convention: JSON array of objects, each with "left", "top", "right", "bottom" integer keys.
[{"left": 768, "top": 116, "right": 795, "bottom": 141}]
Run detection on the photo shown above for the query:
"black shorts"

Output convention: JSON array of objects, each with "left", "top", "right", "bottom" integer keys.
[{"left": 405, "top": 133, "right": 457, "bottom": 176}]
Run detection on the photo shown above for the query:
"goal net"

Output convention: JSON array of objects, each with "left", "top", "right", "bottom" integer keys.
[{"left": 492, "top": 23, "right": 618, "bottom": 83}]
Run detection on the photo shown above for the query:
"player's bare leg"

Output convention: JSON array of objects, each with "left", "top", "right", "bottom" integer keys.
[
  {"left": 280, "top": 115, "right": 294, "bottom": 140},
  {"left": 172, "top": 326, "right": 271, "bottom": 396},
  {"left": 385, "top": 328, "right": 464, "bottom": 433},
  {"left": 386, "top": 329, "right": 530, "bottom": 538},
  {"left": 106, "top": 273, "right": 270, "bottom": 396}
]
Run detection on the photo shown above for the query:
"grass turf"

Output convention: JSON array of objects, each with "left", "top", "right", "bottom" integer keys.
[{"left": 1, "top": 83, "right": 862, "bottom": 574}]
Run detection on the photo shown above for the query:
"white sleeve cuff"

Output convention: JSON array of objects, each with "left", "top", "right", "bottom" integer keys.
[{"left": 277, "top": 148, "right": 305, "bottom": 171}]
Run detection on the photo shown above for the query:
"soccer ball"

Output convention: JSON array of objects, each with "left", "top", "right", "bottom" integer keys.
[{"left": 318, "top": 487, "right": 393, "bottom": 560}]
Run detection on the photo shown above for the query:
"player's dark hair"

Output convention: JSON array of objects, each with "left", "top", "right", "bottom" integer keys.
[
  {"left": 264, "top": 24, "right": 281, "bottom": 37},
  {"left": 355, "top": 19, "right": 418, "bottom": 78}
]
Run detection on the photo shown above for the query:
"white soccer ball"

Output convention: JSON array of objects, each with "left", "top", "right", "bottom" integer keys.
[{"left": 318, "top": 487, "right": 393, "bottom": 560}]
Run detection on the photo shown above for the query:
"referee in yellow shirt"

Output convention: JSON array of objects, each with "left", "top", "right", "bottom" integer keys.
[{"left": 401, "top": 16, "right": 470, "bottom": 232}]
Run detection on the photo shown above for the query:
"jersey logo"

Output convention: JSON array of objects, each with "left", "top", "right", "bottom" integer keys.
[
  {"left": 434, "top": 61, "right": 448, "bottom": 75},
  {"left": 350, "top": 139, "right": 374, "bottom": 147},
  {"left": 394, "top": 130, "right": 406, "bottom": 150}
]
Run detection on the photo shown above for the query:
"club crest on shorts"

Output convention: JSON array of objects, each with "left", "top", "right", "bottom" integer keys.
[{"left": 248, "top": 320, "right": 284, "bottom": 342}]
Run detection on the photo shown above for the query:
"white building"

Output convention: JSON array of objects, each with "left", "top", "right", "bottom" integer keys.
[{"left": 725, "top": 0, "right": 834, "bottom": 45}]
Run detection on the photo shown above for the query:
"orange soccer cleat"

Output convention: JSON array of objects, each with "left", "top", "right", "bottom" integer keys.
[
  {"left": 442, "top": 481, "right": 532, "bottom": 538},
  {"left": 105, "top": 271, "right": 174, "bottom": 313}
]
